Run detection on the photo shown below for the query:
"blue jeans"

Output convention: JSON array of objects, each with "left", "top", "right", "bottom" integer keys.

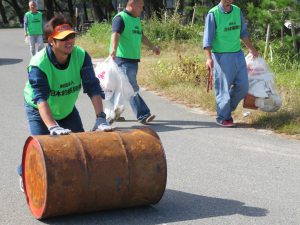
[
  {"left": 18, "top": 102, "right": 85, "bottom": 176},
  {"left": 212, "top": 51, "right": 248, "bottom": 122},
  {"left": 114, "top": 58, "right": 150, "bottom": 121},
  {"left": 24, "top": 101, "right": 84, "bottom": 135}
]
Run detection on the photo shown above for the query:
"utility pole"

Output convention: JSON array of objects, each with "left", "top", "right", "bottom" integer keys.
[{"left": 191, "top": 3, "right": 197, "bottom": 26}]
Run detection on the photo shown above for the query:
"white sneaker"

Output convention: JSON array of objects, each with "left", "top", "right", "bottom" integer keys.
[
  {"left": 98, "top": 123, "right": 113, "bottom": 131},
  {"left": 19, "top": 176, "right": 24, "bottom": 193}
]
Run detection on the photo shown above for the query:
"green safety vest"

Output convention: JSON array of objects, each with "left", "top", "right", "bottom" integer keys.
[
  {"left": 210, "top": 4, "right": 241, "bottom": 53},
  {"left": 25, "top": 11, "right": 43, "bottom": 35},
  {"left": 24, "top": 46, "right": 85, "bottom": 120},
  {"left": 110, "top": 11, "right": 142, "bottom": 59}
]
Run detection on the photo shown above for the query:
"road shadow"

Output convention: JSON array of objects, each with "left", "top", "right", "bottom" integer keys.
[
  {"left": 112, "top": 119, "right": 250, "bottom": 133},
  {"left": 44, "top": 189, "right": 268, "bottom": 225},
  {"left": 0, "top": 58, "right": 23, "bottom": 66}
]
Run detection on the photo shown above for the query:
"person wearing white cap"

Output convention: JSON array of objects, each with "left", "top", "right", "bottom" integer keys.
[{"left": 18, "top": 15, "right": 112, "bottom": 192}]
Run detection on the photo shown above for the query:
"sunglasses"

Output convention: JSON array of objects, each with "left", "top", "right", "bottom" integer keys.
[{"left": 56, "top": 33, "right": 76, "bottom": 42}]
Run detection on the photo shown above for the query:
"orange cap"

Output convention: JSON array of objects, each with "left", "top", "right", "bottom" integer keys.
[{"left": 50, "top": 24, "right": 77, "bottom": 40}]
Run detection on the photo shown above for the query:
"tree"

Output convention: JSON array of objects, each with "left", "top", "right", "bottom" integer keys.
[
  {"left": 45, "top": 0, "right": 54, "bottom": 20},
  {"left": 246, "top": 0, "right": 300, "bottom": 54},
  {"left": 0, "top": 0, "right": 9, "bottom": 24},
  {"left": 90, "top": 0, "right": 115, "bottom": 22},
  {"left": 67, "top": 0, "right": 74, "bottom": 19},
  {"left": 3, "top": 0, "right": 24, "bottom": 24},
  {"left": 144, "top": 0, "right": 164, "bottom": 19},
  {"left": 247, "top": 0, "right": 299, "bottom": 37},
  {"left": 181, "top": 0, "right": 195, "bottom": 24}
]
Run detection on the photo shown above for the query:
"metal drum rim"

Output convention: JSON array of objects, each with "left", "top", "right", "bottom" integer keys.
[{"left": 22, "top": 136, "right": 48, "bottom": 219}]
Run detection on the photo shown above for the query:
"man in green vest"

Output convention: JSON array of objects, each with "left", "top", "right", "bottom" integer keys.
[
  {"left": 24, "top": 0, "right": 44, "bottom": 56},
  {"left": 18, "top": 15, "right": 112, "bottom": 192},
  {"left": 203, "top": 0, "right": 258, "bottom": 127},
  {"left": 110, "top": 0, "right": 160, "bottom": 125}
]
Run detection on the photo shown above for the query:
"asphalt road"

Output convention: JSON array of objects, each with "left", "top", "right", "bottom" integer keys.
[{"left": 0, "top": 28, "right": 299, "bottom": 225}]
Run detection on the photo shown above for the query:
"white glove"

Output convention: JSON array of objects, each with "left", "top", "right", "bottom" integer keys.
[
  {"left": 48, "top": 125, "right": 71, "bottom": 135},
  {"left": 92, "top": 117, "right": 112, "bottom": 132}
]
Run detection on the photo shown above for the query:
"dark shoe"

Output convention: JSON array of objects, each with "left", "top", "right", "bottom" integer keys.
[
  {"left": 114, "top": 107, "right": 125, "bottom": 120},
  {"left": 116, "top": 116, "right": 126, "bottom": 121},
  {"left": 146, "top": 114, "right": 156, "bottom": 123},
  {"left": 108, "top": 107, "right": 126, "bottom": 125},
  {"left": 107, "top": 116, "right": 125, "bottom": 125},
  {"left": 107, "top": 117, "right": 114, "bottom": 125},
  {"left": 139, "top": 114, "right": 156, "bottom": 125},
  {"left": 216, "top": 118, "right": 235, "bottom": 127}
]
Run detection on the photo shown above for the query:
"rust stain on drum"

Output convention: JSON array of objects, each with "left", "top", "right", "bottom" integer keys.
[
  {"left": 23, "top": 139, "right": 47, "bottom": 218},
  {"left": 22, "top": 128, "right": 167, "bottom": 219}
]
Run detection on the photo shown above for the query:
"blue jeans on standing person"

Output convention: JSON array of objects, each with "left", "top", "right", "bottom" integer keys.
[
  {"left": 212, "top": 51, "right": 249, "bottom": 122},
  {"left": 114, "top": 58, "right": 151, "bottom": 121}
]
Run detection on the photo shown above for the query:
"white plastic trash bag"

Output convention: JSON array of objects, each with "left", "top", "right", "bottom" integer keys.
[
  {"left": 94, "top": 57, "right": 117, "bottom": 100},
  {"left": 255, "top": 94, "right": 282, "bottom": 112},
  {"left": 95, "top": 57, "right": 134, "bottom": 120},
  {"left": 246, "top": 54, "right": 273, "bottom": 77},
  {"left": 109, "top": 59, "right": 134, "bottom": 101},
  {"left": 245, "top": 54, "right": 282, "bottom": 112},
  {"left": 247, "top": 80, "right": 269, "bottom": 98}
]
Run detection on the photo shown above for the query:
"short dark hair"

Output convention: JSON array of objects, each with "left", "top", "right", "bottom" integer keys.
[
  {"left": 127, "top": 0, "right": 143, "bottom": 6},
  {"left": 44, "top": 15, "right": 74, "bottom": 40}
]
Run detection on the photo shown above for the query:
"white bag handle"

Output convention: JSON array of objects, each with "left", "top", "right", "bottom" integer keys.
[{"left": 103, "top": 56, "right": 111, "bottom": 63}]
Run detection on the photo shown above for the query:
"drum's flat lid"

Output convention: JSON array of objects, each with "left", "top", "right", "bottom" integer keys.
[{"left": 22, "top": 136, "right": 47, "bottom": 219}]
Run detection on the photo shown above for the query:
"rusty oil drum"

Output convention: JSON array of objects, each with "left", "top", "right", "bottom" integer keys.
[{"left": 21, "top": 128, "right": 167, "bottom": 219}]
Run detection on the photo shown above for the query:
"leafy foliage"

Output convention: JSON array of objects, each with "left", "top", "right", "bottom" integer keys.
[
  {"left": 83, "top": 22, "right": 111, "bottom": 43},
  {"left": 143, "top": 12, "right": 201, "bottom": 42},
  {"left": 154, "top": 55, "right": 207, "bottom": 87},
  {"left": 246, "top": 0, "right": 300, "bottom": 39}
]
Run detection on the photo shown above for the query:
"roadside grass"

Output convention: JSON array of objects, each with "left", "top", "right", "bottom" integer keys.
[
  {"left": 77, "top": 22, "right": 300, "bottom": 139},
  {"left": 76, "top": 22, "right": 111, "bottom": 58},
  {"left": 139, "top": 42, "right": 216, "bottom": 113}
]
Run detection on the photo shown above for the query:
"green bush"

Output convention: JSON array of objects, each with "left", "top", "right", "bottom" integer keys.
[
  {"left": 76, "top": 22, "right": 111, "bottom": 57},
  {"left": 84, "top": 22, "right": 111, "bottom": 44},
  {"left": 152, "top": 55, "right": 207, "bottom": 88},
  {"left": 143, "top": 13, "right": 202, "bottom": 43}
]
